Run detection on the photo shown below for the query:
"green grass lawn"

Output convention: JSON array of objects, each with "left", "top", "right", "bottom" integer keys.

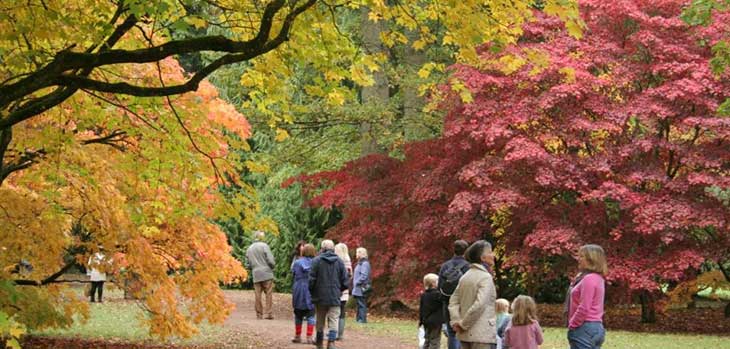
[
  {"left": 33, "top": 289, "right": 228, "bottom": 347},
  {"left": 353, "top": 317, "right": 730, "bottom": 349},
  {"left": 698, "top": 287, "right": 730, "bottom": 301},
  {"left": 30, "top": 288, "right": 730, "bottom": 348}
]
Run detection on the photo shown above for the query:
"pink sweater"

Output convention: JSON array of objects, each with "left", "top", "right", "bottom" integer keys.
[
  {"left": 503, "top": 321, "right": 543, "bottom": 349},
  {"left": 568, "top": 273, "right": 605, "bottom": 329}
]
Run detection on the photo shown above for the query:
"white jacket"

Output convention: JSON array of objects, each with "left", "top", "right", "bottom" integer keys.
[{"left": 87, "top": 253, "right": 108, "bottom": 282}]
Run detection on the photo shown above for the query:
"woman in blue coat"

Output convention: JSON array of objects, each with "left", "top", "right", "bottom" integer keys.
[
  {"left": 292, "top": 243, "right": 317, "bottom": 344},
  {"left": 352, "top": 247, "right": 372, "bottom": 323}
]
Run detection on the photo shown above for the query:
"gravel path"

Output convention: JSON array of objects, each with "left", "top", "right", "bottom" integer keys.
[{"left": 219, "top": 290, "right": 413, "bottom": 349}]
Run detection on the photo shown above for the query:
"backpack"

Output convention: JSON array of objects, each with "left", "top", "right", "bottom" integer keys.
[{"left": 439, "top": 260, "right": 468, "bottom": 297}]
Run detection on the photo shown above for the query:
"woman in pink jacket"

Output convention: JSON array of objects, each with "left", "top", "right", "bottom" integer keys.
[{"left": 566, "top": 244, "right": 607, "bottom": 349}]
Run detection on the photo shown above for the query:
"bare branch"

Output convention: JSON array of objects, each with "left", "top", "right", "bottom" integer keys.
[{"left": 81, "top": 129, "right": 128, "bottom": 150}]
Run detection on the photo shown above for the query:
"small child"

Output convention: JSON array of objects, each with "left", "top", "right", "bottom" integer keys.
[
  {"left": 496, "top": 298, "right": 512, "bottom": 349},
  {"left": 419, "top": 273, "right": 444, "bottom": 349},
  {"left": 503, "top": 295, "right": 543, "bottom": 349}
]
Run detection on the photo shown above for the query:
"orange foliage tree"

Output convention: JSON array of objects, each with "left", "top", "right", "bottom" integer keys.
[{"left": 0, "top": 58, "right": 254, "bottom": 339}]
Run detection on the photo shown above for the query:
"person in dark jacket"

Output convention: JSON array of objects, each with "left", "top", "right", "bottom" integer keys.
[
  {"left": 292, "top": 244, "right": 317, "bottom": 344},
  {"left": 309, "top": 240, "right": 349, "bottom": 349},
  {"left": 420, "top": 273, "right": 445, "bottom": 349},
  {"left": 439, "top": 240, "right": 470, "bottom": 349}
]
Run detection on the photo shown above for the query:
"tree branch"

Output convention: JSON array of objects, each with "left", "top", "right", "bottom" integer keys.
[
  {"left": 81, "top": 129, "right": 128, "bottom": 150},
  {"left": 0, "top": 0, "right": 318, "bottom": 130},
  {"left": 0, "top": 127, "right": 11, "bottom": 178},
  {"left": 0, "top": 148, "right": 46, "bottom": 185},
  {"left": 13, "top": 261, "right": 76, "bottom": 286}
]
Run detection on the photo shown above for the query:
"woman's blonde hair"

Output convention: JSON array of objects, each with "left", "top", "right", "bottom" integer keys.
[
  {"left": 423, "top": 273, "right": 439, "bottom": 289},
  {"left": 579, "top": 244, "right": 608, "bottom": 275},
  {"left": 335, "top": 243, "right": 351, "bottom": 263},
  {"left": 511, "top": 295, "right": 538, "bottom": 326},
  {"left": 496, "top": 298, "right": 510, "bottom": 314},
  {"left": 356, "top": 247, "right": 368, "bottom": 259}
]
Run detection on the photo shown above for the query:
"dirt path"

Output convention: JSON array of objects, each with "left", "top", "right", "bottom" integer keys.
[{"left": 220, "top": 290, "right": 412, "bottom": 349}]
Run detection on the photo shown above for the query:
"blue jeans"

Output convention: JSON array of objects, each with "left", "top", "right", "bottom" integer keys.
[
  {"left": 444, "top": 322, "right": 461, "bottom": 349},
  {"left": 568, "top": 322, "right": 605, "bottom": 349},
  {"left": 355, "top": 295, "right": 368, "bottom": 323}
]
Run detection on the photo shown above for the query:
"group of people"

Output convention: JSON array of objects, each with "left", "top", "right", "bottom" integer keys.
[
  {"left": 245, "top": 231, "right": 372, "bottom": 349},
  {"left": 419, "top": 240, "right": 607, "bottom": 349}
]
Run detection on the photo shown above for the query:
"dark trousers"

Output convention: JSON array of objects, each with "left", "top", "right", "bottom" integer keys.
[
  {"left": 90, "top": 281, "right": 104, "bottom": 302},
  {"left": 424, "top": 326, "right": 441, "bottom": 349},
  {"left": 338, "top": 300, "right": 347, "bottom": 339},
  {"left": 443, "top": 301, "right": 461, "bottom": 349},
  {"left": 355, "top": 295, "right": 368, "bottom": 323}
]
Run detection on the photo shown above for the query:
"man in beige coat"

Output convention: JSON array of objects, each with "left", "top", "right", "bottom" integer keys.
[{"left": 448, "top": 240, "right": 497, "bottom": 349}]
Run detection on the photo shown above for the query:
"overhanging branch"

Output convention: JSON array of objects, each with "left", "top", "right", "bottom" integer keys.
[
  {"left": 13, "top": 261, "right": 76, "bottom": 286},
  {"left": 0, "top": 0, "right": 318, "bottom": 130}
]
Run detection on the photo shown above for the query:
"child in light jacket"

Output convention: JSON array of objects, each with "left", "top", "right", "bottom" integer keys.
[{"left": 496, "top": 298, "right": 512, "bottom": 349}]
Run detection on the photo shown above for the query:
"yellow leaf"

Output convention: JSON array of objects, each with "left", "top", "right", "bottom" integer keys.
[
  {"left": 412, "top": 39, "right": 427, "bottom": 51},
  {"left": 417, "top": 66, "right": 432, "bottom": 79},
  {"left": 361, "top": 55, "right": 380, "bottom": 72},
  {"left": 275, "top": 128, "right": 289, "bottom": 142},
  {"left": 368, "top": 11, "right": 381, "bottom": 22},
  {"left": 185, "top": 16, "right": 207, "bottom": 29},
  {"left": 566, "top": 20, "right": 584, "bottom": 39},
  {"left": 559, "top": 67, "right": 576, "bottom": 83},
  {"left": 324, "top": 70, "right": 344, "bottom": 82},
  {"left": 9, "top": 325, "right": 25, "bottom": 338},
  {"left": 351, "top": 65, "right": 375, "bottom": 87},
  {"left": 326, "top": 91, "right": 345, "bottom": 106},
  {"left": 418, "top": 63, "right": 445, "bottom": 79},
  {"left": 245, "top": 160, "right": 269, "bottom": 174},
  {"left": 7, "top": 338, "right": 21, "bottom": 349}
]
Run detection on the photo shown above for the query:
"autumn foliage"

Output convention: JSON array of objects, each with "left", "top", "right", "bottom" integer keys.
[
  {"left": 299, "top": 0, "right": 730, "bottom": 304},
  {"left": 0, "top": 58, "right": 249, "bottom": 338}
]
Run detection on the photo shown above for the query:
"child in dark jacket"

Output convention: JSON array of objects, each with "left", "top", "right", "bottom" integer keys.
[{"left": 419, "top": 273, "right": 444, "bottom": 349}]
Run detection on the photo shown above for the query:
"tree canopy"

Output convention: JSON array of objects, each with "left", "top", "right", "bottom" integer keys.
[
  {"left": 1, "top": 0, "right": 585, "bottom": 344},
  {"left": 298, "top": 0, "right": 730, "bottom": 307}
]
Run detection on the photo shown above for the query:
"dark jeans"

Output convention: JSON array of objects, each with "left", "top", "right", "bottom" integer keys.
[
  {"left": 445, "top": 322, "right": 461, "bottom": 349},
  {"left": 354, "top": 295, "right": 368, "bottom": 323},
  {"left": 90, "top": 281, "right": 104, "bottom": 302},
  {"left": 568, "top": 321, "right": 605, "bottom": 349},
  {"left": 443, "top": 301, "right": 461, "bottom": 349}
]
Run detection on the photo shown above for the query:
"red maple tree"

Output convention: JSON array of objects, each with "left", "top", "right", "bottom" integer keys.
[{"left": 298, "top": 0, "right": 730, "bottom": 312}]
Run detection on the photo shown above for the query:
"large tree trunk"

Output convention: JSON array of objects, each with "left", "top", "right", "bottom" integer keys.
[
  {"left": 640, "top": 291, "right": 657, "bottom": 323},
  {"left": 359, "top": 7, "right": 389, "bottom": 156},
  {"left": 401, "top": 31, "right": 427, "bottom": 141}
]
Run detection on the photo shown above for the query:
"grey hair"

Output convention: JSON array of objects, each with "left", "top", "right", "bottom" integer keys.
[
  {"left": 254, "top": 230, "right": 265, "bottom": 240},
  {"left": 356, "top": 247, "right": 368, "bottom": 259},
  {"left": 321, "top": 239, "right": 335, "bottom": 251}
]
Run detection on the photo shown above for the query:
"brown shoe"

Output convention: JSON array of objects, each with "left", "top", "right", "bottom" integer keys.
[
  {"left": 292, "top": 336, "right": 302, "bottom": 343},
  {"left": 265, "top": 315, "right": 274, "bottom": 320},
  {"left": 306, "top": 337, "right": 315, "bottom": 344}
]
